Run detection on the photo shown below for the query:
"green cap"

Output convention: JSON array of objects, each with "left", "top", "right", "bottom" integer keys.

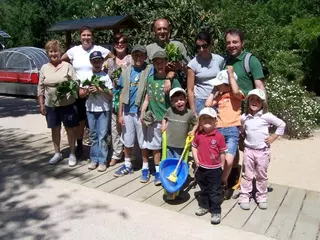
[
  {"left": 131, "top": 45, "right": 147, "bottom": 53},
  {"left": 152, "top": 50, "right": 167, "bottom": 60}
]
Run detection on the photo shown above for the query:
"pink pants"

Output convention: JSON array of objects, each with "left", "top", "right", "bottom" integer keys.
[{"left": 239, "top": 147, "right": 270, "bottom": 203}]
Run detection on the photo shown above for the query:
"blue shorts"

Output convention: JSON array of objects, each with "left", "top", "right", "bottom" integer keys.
[
  {"left": 217, "top": 126, "right": 239, "bottom": 156},
  {"left": 194, "top": 98, "right": 206, "bottom": 116},
  {"left": 46, "top": 104, "right": 78, "bottom": 129}
]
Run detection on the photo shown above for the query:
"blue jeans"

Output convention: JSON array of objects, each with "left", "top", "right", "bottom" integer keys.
[
  {"left": 217, "top": 126, "right": 239, "bottom": 156},
  {"left": 87, "top": 111, "right": 110, "bottom": 164},
  {"left": 167, "top": 147, "right": 184, "bottom": 159},
  {"left": 194, "top": 98, "right": 206, "bottom": 116}
]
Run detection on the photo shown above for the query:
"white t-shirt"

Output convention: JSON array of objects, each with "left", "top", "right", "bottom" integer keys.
[
  {"left": 66, "top": 45, "right": 110, "bottom": 82},
  {"left": 84, "top": 71, "right": 113, "bottom": 112}
]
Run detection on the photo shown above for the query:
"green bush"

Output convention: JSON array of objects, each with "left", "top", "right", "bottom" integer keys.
[{"left": 266, "top": 76, "right": 320, "bottom": 138}]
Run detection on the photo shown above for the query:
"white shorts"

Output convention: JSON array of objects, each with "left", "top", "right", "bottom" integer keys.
[
  {"left": 121, "top": 113, "right": 145, "bottom": 149},
  {"left": 143, "top": 121, "right": 162, "bottom": 150}
]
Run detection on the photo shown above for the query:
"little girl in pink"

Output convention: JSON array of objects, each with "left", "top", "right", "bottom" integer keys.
[{"left": 238, "top": 89, "right": 286, "bottom": 210}]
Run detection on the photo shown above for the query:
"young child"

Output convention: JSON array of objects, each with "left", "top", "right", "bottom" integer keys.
[
  {"left": 79, "top": 51, "right": 113, "bottom": 172},
  {"left": 205, "top": 67, "right": 245, "bottom": 195},
  {"left": 113, "top": 45, "right": 153, "bottom": 178},
  {"left": 161, "top": 87, "right": 197, "bottom": 158},
  {"left": 141, "top": 50, "right": 181, "bottom": 185},
  {"left": 192, "top": 107, "right": 227, "bottom": 225},
  {"left": 238, "top": 89, "right": 285, "bottom": 210}
]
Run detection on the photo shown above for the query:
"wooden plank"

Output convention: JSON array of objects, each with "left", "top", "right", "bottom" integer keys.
[
  {"left": 97, "top": 170, "right": 141, "bottom": 193},
  {"left": 243, "top": 184, "right": 288, "bottom": 235},
  {"left": 179, "top": 197, "right": 199, "bottom": 218},
  {"left": 112, "top": 177, "right": 149, "bottom": 198},
  {"left": 127, "top": 181, "right": 162, "bottom": 202},
  {"left": 265, "top": 187, "right": 306, "bottom": 240},
  {"left": 222, "top": 200, "right": 257, "bottom": 229},
  {"left": 221, "top": 196, "right": 238, "bottom": 219},
  {"left": 290, "top": 191, "right": 320, "bottom": 240},
  {"left": 143, "top": 186, "right": 166, "bottom": 207},
  {"left": 82, "top": 166, "right": 121, "bottom": 188},
  {"left": 52, "top": 163, "right": 90, "bottom": 180}
]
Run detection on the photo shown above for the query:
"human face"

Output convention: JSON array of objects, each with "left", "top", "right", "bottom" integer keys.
[
  {"left": 248, "top": 95, "right": 263, "bottom": 114},
  {"left": 215, "top": 84, "right": 230, "bottom": 93},
  {"left": 132, "top": 51, "right": 147, "bottom": 68},
  {"left": 90, "top": 58, "right": 104, "bottom": 72},
  {"left": 196, "top": 39, "right": 211, "bottom": 59},
  {"left": 80, "top": 29, "right": 93, "bottom": 50},
  {"left": 199, "top": 115, "right": 216, "bottom": 133},
  {"left": 114, "top": 37, "right": 128, "bottom": 54},
  {"left": 171, "top": 94, "right": 187, "bottom": 112},
  {"left": 153, "top": 19, "right": 170, "bottom": 43},
  {"left": 225, "top": 33, "right": 244, "bottom": 57},
  {"left": 153, "top": 58, "right": 167, "bottom": 76},
  {"left": 47, "top": 48, "right": 61, "bottom": 65}
]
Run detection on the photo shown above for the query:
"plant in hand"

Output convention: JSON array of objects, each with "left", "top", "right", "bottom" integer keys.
[
  {"left": 54, "top": 76, "right": 78, "bottom": 105},
  {"left": 165, "top": 43, "right": 183, "bottom": 62}
]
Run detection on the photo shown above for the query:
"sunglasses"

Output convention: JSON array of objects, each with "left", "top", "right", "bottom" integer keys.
[
  {"left": 115, "top": 41, "right": 127, "bottom": 45},
  {"left": 195, "top": 44, "right": 209, "bottom": 50}
]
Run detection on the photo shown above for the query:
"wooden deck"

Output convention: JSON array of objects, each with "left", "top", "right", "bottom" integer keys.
[{"left": 1, "top": 127, "right": 320, "bottom": 240}]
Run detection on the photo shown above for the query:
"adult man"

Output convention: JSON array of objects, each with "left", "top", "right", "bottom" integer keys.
[
  {"left": 224, "top": 28, "right": 266, "bottom": 97},
  {"left": 224, "top": 28, "right": 267, "bottom": 198},
  {"left": 146, "top": 18, "right": 189, "bottom": 91}
]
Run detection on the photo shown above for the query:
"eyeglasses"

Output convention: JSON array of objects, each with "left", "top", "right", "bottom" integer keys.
[
  {"left": 115, "top": 41, "right": 127, "bottom": 45},
  {"left": 195, "top": 44, "right": 209, "bottom": 50}
]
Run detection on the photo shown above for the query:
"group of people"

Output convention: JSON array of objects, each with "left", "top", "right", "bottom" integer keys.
[{"left": 37, "top": 18, "right": 286, "bottom": 225}]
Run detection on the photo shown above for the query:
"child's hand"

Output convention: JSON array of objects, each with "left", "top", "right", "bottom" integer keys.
[
  {"left": 79, "top": 87, "right": 89, "bottom": 98},
  {"left": 188, "top": 130, "right": 195, "bottom": 136},
  {"left": 227, "top": 66, "right": 234, "bottom": 75},
  {"left": 265, "top": 134, "right": 278, "bottom": 145},
  {"left": 89, "top": 85, "right": 98, "bottom": 93},
  {"left": 161, "top": 125, "right": 167, "bottom": 133},
  {"left": 118, "top": 115, "right": 124, "bottom": 126}
]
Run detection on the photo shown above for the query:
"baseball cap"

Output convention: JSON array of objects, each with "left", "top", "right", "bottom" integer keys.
[
  {"left": 169, "top": 87, "right": 186, "bottom": 98},
  {"left": 199, "top": 107, "right": 217, "bottom": 118},
  {"left": 210, "top": 69, "right": 238, "bottom": 86},
  {"left": 131, "top": 45, "right": 147, "bottom": 53},
  {"left": 247, "top": 89, "right": 266, "bottom": 101},
  {"left": 89, "top": 51, "right": 103, "bottom": 60},
  {"left": 152, "top": 50, "right": 167, "bottom": 60}
]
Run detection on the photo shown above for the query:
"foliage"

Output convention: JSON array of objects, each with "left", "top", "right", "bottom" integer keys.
[
  {"left": 165, "top": 43, "right": 183, "bottom": 62},
  {"left": 54, "top": 77, "right": 78, "bottom": 105}
]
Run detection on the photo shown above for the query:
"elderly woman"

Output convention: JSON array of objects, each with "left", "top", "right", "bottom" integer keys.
[
  {"left": 62, "top": 26, "right": 111, "bottom": 157},
  {"left": 38, "top": 40, "right": 78, "bottom": 167},
  {"left": 105, "top": 33, "right": 133, "bottom": 166},
  {"left": 187, "top": 31, "right": 225, "bottom": 116}
]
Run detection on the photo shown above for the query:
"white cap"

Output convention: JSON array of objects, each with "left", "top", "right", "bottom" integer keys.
[
  {"left": 169, "top": 87, "right": 186, "bottom": 98},
  {"left": 199, "top": 107, "right": 217, "bottom": 118},
  {"left": 247, "top": 89, "right": 266, "bottom": 101},
  {"left": 210, "top": 69, "right": 238, "bottom": 86}
]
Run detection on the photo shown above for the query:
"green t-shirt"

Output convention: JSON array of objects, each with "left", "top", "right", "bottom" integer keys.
[
  {"left": 226, "top": 50, "right": 264, "bottom": 96},
  {"left": 164, "top": 107, "right": 197, "bottom": 148},
  {"left": 147, "top": 75, "right": 181, "bottom": 121}
]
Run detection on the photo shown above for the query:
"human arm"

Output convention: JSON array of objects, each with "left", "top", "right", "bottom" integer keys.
[
  {"left": 205, "top": 91, "right": 219, "bottom": 107},
  {"left": 187, "top": 67, "right": 196, "bottom": 115},
  {"left": 264, "top": 113, "right": 286, "bottom": 144},
  {"left": 227, "top": 66, "right": 244, "bottom": 100},
  {"left": 220, "top": 152, "right": 226, "bottom": 170},
  {"left": 191, "top": 146, "right": 199, "bottom": 167},
  {"left": 161, "top": 118, "right": 168, "bottom": 132},
  {"left": 61, "top": 53, "right": 70, "bottom": 63},
  {"left": 37, "top": 67, "right": 46, "bottom": 115},
  {"left": 140, "top": 93, "right": 150, "bottom": 123}
]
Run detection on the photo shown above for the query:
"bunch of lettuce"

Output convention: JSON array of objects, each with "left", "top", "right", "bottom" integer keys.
[
  {"left": 54, "top": 76, "right": 78, "bottom": 105},
  {"left": 165, "top": 43, "right": 183, "bottom": 62}
]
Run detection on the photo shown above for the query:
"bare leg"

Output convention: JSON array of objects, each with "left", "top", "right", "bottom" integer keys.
[
  {"left": 141, "top": 149, "right": 149, "bottom": 163},
  {"left": 65, "top": 127, "right": 76, "bottom": 154},
  {"left": 124, "top": 147, "right": 132, "bottom": 159},
  {"left": 76, "top": 120, "right": 85, "bottom": 141},
  {"left": 222, "top": 153, "right": 235, "bottom": 185},
  {"left": 52, "top": 126, "right": 61, "bottom": 153},
  {"left": 153, "top": 149, "right": 161, "bottom": 166}
]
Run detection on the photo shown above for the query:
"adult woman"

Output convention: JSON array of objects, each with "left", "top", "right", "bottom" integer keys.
[
  {"left": 105, "top": 33, "right": 133, "bottom": 166},
  {"left": 62, "top": 26, "right": 111, "bottom": 157},
  {"left": 187, "top": 31, "right": 225, "bottom": 115},
  {"left": 38, "top": 40, "right": 78, "bottom": 167}
]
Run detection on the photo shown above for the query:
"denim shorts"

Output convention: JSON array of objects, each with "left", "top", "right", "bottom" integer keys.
[
  {"left": 46, "top": 103, "right": 78, "bottom": 129},
  {"left": 217, "top": 126, "right": 239, "bottom": 156},
  {"left": 194, "top": 98, "right": 206, "bottom": 116}
]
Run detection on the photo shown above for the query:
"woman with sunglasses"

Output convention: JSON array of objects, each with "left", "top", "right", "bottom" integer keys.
[
  {"left": 104, "top": 33, "right": 133, "bottom": 166},
  {"left": 187, "top": 31, "right": 225, "bottom": 116},
  {"left": 62, "top": 26, "right": 111, "bottom": 159}
]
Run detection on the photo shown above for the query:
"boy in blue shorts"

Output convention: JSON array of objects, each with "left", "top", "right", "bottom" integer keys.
[
  {"left": 141, "top": 50, "right": 181, "bottom": 185},
  {"left": 114, "top": 45, "right": 153, "bottom": 177}
]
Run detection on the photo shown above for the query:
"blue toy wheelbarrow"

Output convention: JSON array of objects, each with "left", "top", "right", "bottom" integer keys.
[{"left": 159, "top": 131, "right": 194, "bottom": 200}]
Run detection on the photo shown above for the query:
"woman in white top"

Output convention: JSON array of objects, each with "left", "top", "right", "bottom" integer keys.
[
  {"left": 62, "top": 26, "right": 111, "bottom": 157},
  {"left": 187, "top": 31, "right": 224, "bottom": 116}
]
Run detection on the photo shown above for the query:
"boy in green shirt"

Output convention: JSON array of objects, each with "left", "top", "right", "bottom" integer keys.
[{"left": 141, "top": 50, "right": 181, "bottom": 185}]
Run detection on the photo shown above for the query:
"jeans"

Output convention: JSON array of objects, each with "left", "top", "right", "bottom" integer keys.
[
  {"left": 87, "top": 111, "right": 110, "bottom": 164},
  {"left": 217, "top": 126, "right": 239, "bottom": 156},
  {"left": 194, "top": 98, "right": 206, "bottom": 116},
  {"left": 196, "top": 167, "right": 222, "bottom": 214},
  {"left": 167, "top": 147, "right": 184, "bottom": 159}
]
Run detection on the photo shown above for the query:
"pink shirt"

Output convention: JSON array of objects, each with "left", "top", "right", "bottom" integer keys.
[
  {"left": 241, "top": 111, "right": 286, "bottom": 149},
  {"left": 192, "top": 129, "right": 227, "bottom": 169}
]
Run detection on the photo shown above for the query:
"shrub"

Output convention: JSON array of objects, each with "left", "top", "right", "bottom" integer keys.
[{"left": 266, "top": 76, "right": 320, "bottom": 138}]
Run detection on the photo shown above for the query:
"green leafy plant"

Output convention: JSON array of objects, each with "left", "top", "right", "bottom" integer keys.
[
  {"left": 82, "top": 74, "right": 105, "bottom": 89},
  {"left": 165, "top": 42, "right": 183, "bottom": 62},
  {"left": 54, "top": 76, "right": 78, "bottom": 105},
  {"left": 111, "top": 68, "right": 122, "bottom": 80}
]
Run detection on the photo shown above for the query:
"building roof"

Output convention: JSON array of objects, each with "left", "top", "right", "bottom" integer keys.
[
  {"left": 47, "top": 15, "right": 141, "bottom": 32},
  {"left": 0, "top": 30, "right": 11, "bottom": 38}
]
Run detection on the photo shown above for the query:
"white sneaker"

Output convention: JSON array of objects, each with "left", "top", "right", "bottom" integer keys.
[
  {"left": 68, "top": 154, "right": 77, "bottom": 167},
  {"left": 48, "top": 153, "right": 62, "bottom": 165}
]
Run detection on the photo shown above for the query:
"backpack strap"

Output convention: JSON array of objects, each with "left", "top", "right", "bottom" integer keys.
[{"left": 244, "top": 52, "right": 252, "bottom": 77}]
